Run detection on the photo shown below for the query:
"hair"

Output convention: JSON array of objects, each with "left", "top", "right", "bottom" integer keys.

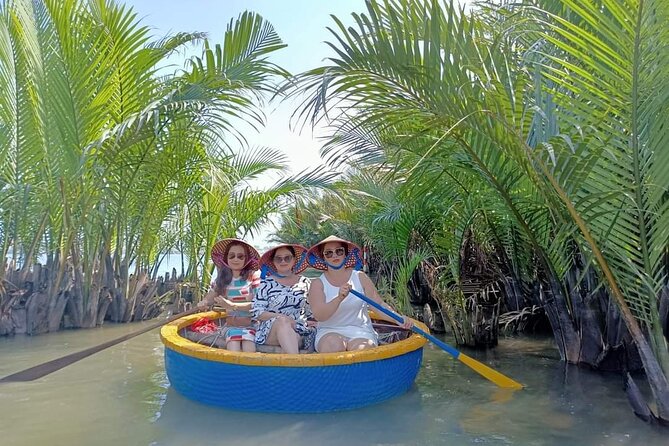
[
  {"left": 213, "top": 242, "right": 254, "bottom": 296},
  {"left": 273, "top": 246, "right": 296, "bottom": 259}
]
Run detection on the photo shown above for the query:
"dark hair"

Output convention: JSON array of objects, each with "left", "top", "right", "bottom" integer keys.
[
  {"left": 213, "top": 242, "right": 253, "bottom": 296},
  {"left": 273, "top": 246, "right": 296, "bottom": 259}
]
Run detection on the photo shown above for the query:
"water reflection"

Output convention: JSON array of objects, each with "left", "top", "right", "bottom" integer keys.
[
  {"left": 423, "top": 340, "right": 665, "bottom": 445},
  {"left": 153, "top": 386, "right": 427, "bottom": 446}
]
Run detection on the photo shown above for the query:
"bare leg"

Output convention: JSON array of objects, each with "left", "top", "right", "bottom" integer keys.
[
  {"left": 346, "top": 338, "right": 376, "bottom": 351},
  {"left": 226, "top": 340, "right": 241, "bottom": 351},
  {"left": 317, "top": 333, "right": 347, "bottom": 353},
  {"left": 265, "top": 318, "right": 301, "bottom": 354},
  {"left": 241, "top": 340, "right": 256, "bottom": 352}
]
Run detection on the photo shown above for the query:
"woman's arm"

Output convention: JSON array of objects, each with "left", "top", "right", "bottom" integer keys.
[
  {"left": 218, "top": 274, "right": 260, "bottom": 311},
  {"left": 359, "top": 272, "right": 412, "bottom": 328},
  {"left": 300, "top": 277, "right": 313, "bottom": 318},
  {"left": 219, "top": 299, "right": 253, "bottom": 311},
  {"left": 197, "top": 288, "right": 217, "bottom": 308},
  {"left": 307, "top": 278, "right": 346, "bottom": 321},
  {"left": 256, "top": 311, "right": 284, "bottom": 321},
  {"left": 198, "top": 289, "right": 251, "bottom": 311}
]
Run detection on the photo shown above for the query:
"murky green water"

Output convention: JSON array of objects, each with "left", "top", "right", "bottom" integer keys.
[{"left": 0, "top": 323, "right": 666, "bottom": 445}]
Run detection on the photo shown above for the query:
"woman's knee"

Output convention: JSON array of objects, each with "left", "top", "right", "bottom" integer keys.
[
  {"left": 267, "top": 318, "right": 291, "bottom": 344},
  {"left": 226, "top": 340, "right": 241, "bottom": 351},
  {"left": 347, "top": 338, "right": 375, "bottom": 351},
  {"left": 274, "top": 316, "right": 293, "bottom": 332},
  {"left": 317, "top": 334, "right": 346, "bottom": 353}
]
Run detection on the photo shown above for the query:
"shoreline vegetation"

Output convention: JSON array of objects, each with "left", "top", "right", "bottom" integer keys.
[
  {"left": 1, "top": 0, "right": 668, "bottom": 425},
  {"left": 1, "top": 261, "right": 192, "bottom": 335}
]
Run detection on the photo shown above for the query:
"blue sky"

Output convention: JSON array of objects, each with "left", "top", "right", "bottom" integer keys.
[
  {"left": 126, "top": 0, "right": 367, "bottom": 176},
  {"left": 125, "top": 0, "right": 365, "bottom": 250},
  {"left": 126, "top": 0, "right": 366, "bottom": 74},
  {"left": 125, "top": 1, "right": 370, "bottom": 249},
  {"left": 124, "top": 1, "right": 467, "bottom": 255}
]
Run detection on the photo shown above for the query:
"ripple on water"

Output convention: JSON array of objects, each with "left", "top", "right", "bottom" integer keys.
[{"left": 0, "top": 330, "right": 668, "bottom": 445}]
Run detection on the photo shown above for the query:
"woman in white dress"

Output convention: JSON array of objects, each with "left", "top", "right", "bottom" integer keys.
[{"left": 306, "top": 235, "right": 412, "bottom": 353}]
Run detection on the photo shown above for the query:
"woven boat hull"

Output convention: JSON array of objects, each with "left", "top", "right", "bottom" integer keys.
[
  {"left": 165, "top": 346, "right": 423, "bottom": 412},
  {"left": 161, "top": 312, "right": 428, "bottom": 413}
]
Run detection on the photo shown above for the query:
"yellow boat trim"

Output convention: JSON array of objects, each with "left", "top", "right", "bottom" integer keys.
[{"left": 160, "top": 310, "right": 428, "bottom": 367}]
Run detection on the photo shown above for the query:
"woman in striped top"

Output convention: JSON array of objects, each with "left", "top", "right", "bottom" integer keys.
[{"left": 198, "top": 238, "right": 261, "bottom": 352}]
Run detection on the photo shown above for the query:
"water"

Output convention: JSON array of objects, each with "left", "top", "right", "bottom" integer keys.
[{"left": 0, "top": 326, "right": 666, "bottom": 446}]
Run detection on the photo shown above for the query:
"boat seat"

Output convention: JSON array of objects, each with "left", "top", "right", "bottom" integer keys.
[
  {"left": 256, "top": 344, "right": 312, "bottom": 354},
  {"left": 179, "top": 329, "right": 315, "bottom": 353},
  {"left": 179, "top": 321, "right": 411, "bottom": 353}
]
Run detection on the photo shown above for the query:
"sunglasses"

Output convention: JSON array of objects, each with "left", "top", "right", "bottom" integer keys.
[
  {"left": 273, "top": 255, "right": 294, "bottom": 264},
  {"left": 323, "top": 248, "right": 346, "bottom": 258},
  {"left": 227, "top": 253, "right": 246, "bottom": 260}
]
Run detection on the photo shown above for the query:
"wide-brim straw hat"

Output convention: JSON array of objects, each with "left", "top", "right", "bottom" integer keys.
[
  {"left": 306, "top": 235, "right": 363, "bottom": 271},
  {"left": 259, "top": 243, "right": 309, "bottom": 278},
  {"left": 211, "top": 238, "right": 260, "bottom": 270}
]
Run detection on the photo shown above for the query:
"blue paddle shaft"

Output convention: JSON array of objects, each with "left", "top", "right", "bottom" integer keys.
[{"left": 348, "top": 289, "right": 460, "bottom": 358}]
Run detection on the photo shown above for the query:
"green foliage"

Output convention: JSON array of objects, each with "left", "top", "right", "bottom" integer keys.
[
  {"left": 0, "top": 0, "right": 333, "bottom": 321},
  {"left": 277, "top": 0, "right": 669, "bottom": 417}
]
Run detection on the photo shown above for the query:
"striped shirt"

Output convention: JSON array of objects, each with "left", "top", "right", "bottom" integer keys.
[{"left": 219, "top": 271, "right": 260, "bottom": 327}]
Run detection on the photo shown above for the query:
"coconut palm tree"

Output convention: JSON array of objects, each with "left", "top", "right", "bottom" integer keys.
[
  {"left": 0, "top": 1, "right": 330, "bottom": 333},
  {"left": 287, "top": 0, "right": 669, "bottom": 421}
]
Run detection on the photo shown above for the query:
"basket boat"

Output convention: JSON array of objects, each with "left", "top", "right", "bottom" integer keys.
[{"left": 160, "top": 311, "right": 428, "bottom": 413}]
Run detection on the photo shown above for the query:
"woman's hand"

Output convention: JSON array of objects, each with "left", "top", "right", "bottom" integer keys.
[
  {"left": 398, "top": 315, "right": 413, "bottom": 330},
  {"left": 196, "top": 299, "right": 209, "bottom": 309},
  {"left": 337, "top": 282, "right": 353, "bottom": 301},
  {"left": 213, "top": 296, "right": 234, "bottom": 309}
]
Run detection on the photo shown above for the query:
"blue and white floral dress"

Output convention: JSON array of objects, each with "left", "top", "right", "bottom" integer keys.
[{"left": 252, "top": 276, "right": 312, "bottom": 345}]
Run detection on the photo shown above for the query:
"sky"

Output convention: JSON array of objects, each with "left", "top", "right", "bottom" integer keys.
[
  {"left": 125, "top": 0, "right": 368, "bottom": 250},
  {"left": 126, "top": 0, "right": 366, "bottom": 174}
]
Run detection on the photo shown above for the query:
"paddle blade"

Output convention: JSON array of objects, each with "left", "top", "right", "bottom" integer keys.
[
  {"left": 458, "top": 353, "right": 524, "bottom": 389},
  {"left": 348, "top": 288, "right": 524, "bottom": 390}
]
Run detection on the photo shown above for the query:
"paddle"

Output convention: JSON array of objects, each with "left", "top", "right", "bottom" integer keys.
[
  {"left": 0, "top": 307, "right": 201, "bottom": 383},
  {"left": 349, "top": 289, "right": 524, "bottom": 389}
]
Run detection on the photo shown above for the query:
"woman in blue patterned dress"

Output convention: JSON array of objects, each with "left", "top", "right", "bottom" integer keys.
[
  {"left": 253, "top": 243, "right": 313, "bottom": 354},
  {"left": 198, "top": 238, "right": 261, "bottom": 352}
]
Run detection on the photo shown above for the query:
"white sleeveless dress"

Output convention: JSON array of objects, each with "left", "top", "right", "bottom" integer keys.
[{"left": 315, "top": 270, "right": 378, "bottom": 350}]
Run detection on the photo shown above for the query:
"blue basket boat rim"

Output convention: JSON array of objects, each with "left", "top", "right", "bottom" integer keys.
[{"left": 160, "top": 311, "right": 429, "bottom": 367}]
